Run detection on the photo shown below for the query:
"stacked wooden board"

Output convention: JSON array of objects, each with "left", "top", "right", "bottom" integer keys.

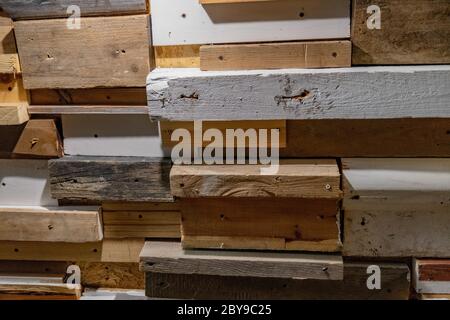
[{"left": 0, "top": 0, "right": 449, "bottom": 300}]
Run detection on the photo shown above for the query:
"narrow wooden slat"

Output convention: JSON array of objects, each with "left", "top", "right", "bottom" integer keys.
[
  {"left": 200, "top": 41, "right": 351, "bottom": 71},
  {"left": 104, "top": 225, "right": 180, "bottom": 239},
  {"left": 170, "top": 159, "right": 341, "bottom": 199},
  {"left": 140, "top": 241, "right": 343, "bottom": 280},
  {"left": 1, "top": 0, "right": 148, "bottom": 20},
  {"left": 413, "top": 259, "right": 450, "bottom": 294}
]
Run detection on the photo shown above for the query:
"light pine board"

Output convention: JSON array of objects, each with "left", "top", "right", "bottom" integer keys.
[
  {"left": 1, "top": 0, "right": 147, "bottom": 19},
  {"left": 0, "top": 159, "right": 57, "bottom": 206},
  {"left": 343, "top": 158, "right": 450, "bottom": 258},
  {"left": 150, "top": 0, "right": 350, "bottom": 45},
  {"left": 0, "top": 77, "right": 29, "bottom": 125},
  {"left": 62, "top": 115, "right": 167, "bottom": 157},
  {"left": 140, "top": 241, "right": 343, "bottom": 280},
  {"left": 352, "top": 0, "right": 450, "bottom": 64},
  {"left": 0, "top": 206, "right": 102, "bottom": 243},
  {"left": 0, "top": 238, "right": 145, "bottom": 262},
  {"left": 147, "top": 66, "right": 450, "bottom": 120},
  {"left": 14, "top": 15, "right": 150, "bottom": 89},
  {"left": 0, "top": 13, "right": 20, "bottom": 74},
  {"left": 200, "top": 41, "right": 351, "bottom": 71},
  {"left": 170, "top": 159, "right": 341, "bottom": 199}
]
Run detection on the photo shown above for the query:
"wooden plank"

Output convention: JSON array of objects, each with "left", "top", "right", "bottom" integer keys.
[
  {"left": 145, "top": 262, "right": 410, "bottom": 299},
  {"left": 14, "top": 15, "right": 150, "bottom": 89},
  {"left": 151, "top": 0, "right": 350, "bottom": 45},
  {"left": 81, "top": 288, "right": 147, "bottom": 300},
  {"left": 104, "top": 225, "right": 180, "bottom": 239},
  {"left": 62, "top": 115, "right": 166, "bottom": 157},
  {"left": 48, "top": 156, "right": 173, "bottom": 202},
  {"left": 0, "top": 119, "right": 62, "bottom": 159},
  {"left": 31, "top": 88, "right": 147, "bottom": 105},
  {"left": 280, "top": 119, "right": 450, "bottom": 158},
  {"left": 155, "top": 45, "right": 200, "bottom": 68},
  {"left": 170, "top": 159, "right": 341, "bottom": 199},
  {"left": 78, "top": 262, "right": 144, "bottom": 290},
  {"left": 1, "top": 0, "right": 148, "bottom": 20},
  {"left": 200, "top": 41, "right": 351, "bottom": 71},
  {"left": 0, "top": 14, "right": 20, "bottom": 74},
  {"left": 180, "top": 198, "right": 341, "bottom": 252},
  {"left": 102, "top": 202, "right": 180, "bottom": 211},
  {"left": 417, "top": 293, "right": 450, "bottom": 300},
  {"left": 0, "top": 274, "right": 81, "bottom": 299},
  {"left": 342, "top": 159, "right": 450, "bottom": 258},
  {"left": 0, "top": 206, "right": 102, "bottom": 243},
  {"left": 352, "top": 0, "right": 450, "bottom": 65},
  {"left": 0, "top": 159, "right": 57, "bottom": 206},
  {"left": 0, "top": 77, "right": 29, "bottom": 125},
  {"left": 140, "top": 241, "right": 343, "bottom": 280},
  {"left": 103, "top": 210, "right": 180, "bottom": 226},
  {"left": 413, "top": 259, "right": 450, "bottom": 294},
  {"left": 147, "top": 66, "right": 450, "bottom": 121},
  {"left": 0, "top": 261, "right": 69, "bottom": 275},
  {"left": 0, "top": 238, "right": 145, "bottom": 262},
  {"left": 160, "top": 120, "right": 286, "bottom": 148},
  {"left": 28, "top": 105, "right": 148, "bottom": 115}
]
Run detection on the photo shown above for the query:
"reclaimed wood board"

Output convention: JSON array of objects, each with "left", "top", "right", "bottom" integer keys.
[
  {"left": 352, "top": 0, "right": 450, "bottom": 64},
  {"left": 48, "top": 156, "right": 173, "bottom": 202},
  {"left": 0, "top": 238, "right": 144, "bottom": 262},
  {"left": 170, "top": 159, "right": 341, "bottom": 199},
  {"left": 0, "top": 13, "right": 20, "bottom": 74},
  {"left": 155, "top": 45, "right": 201, "bottom": 68},
  {"left": 413, "top": 259, "right": 450, "bottom": 294},
  {"left": 200, "top": 41, "right": 351, "bottom": 71},
  {"left": 62, "top": 115, "right": 167, "bottom": 157},
  {"left": 146, "top": 262, "right": 410, "bottom": 299},
  {"left": 343, "top": 158, "right": 450, "bottom": 257},
  {"left": 0, "top": 159, "right": 57, "bottom": 206},
  {"left": 147, "top": 66, "right": 450, "bottom": 121},
  {"left": 78, "top": 262, "right": 144, "bottom": 290},
  {"left": 14, "top": 15, "right": 150, "bottom": 89},
  {"left": 1, "top": 0, "right": 148, "bottom": 20},
  {"left": 0, "top": 206, "right": 102, "bottom": 243},
  {"left": 0, "top": 77, "right": 29, "bottom": 125},
  {"left": 151, "top": 0, "right": 350, "bottom": 45},
  {"left": 0, "top": 120, "right": 63, "bottom": 159},
  {"left": 280, "top": 119, "right": 450, "bottom": 158},
  {"left": 140, "top": 241, "right": 343, "bottom": 280},
  {"left": 180, "top": 198, "right": 341, "bottom": 252}
]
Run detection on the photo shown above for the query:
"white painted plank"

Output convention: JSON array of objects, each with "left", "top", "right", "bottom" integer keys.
[
  {"left": 62, "top": 115, "right": 169, "bottom": 157},
  {"left": 0, "top": 160, "right": 57, "bottom": 206},
  {"left": 147, "top": 66, "right": 450, "bottom": 120},
  {"left": 151, "top": 0, "right": 350, "bottom": 45}
]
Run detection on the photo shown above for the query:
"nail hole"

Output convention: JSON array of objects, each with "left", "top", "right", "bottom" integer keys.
[
  {"left": 218, "top": 55, "right": 224, "bottom": 61},
  {"left": 94, "top": 134, "right": 98, "bottom": 138},
  {"left": 93, "top": 248, "right": 98, "bottom": 253},
  {"left": 106, "top": 96, "right": 111, "bottom": 100},
  {"left": 332, "top": 52, "right": 338, "bottom": 58},
  {"left": 138, "top": 214, "right": 143, "bottom": 219},
  {"left": 1, "top": 182, "right": 5, "bottom": 187},
  {"left": 121, "top": 50, "right": 126, "bottom": 54},
  {"left": 14, "top": 248, "right": 19, "bottom": 252},
  {"left": 181, "top": 13, "right": 186, "bottom": 18},
  {"left": 180, "top": 183, "right": 185, "bottom": 188},
  {"left": 299, "top": 12, "right": 305, "bottom": 18},
  {"left": 7, "top": 87, "right": 12, "bottom": 91}
]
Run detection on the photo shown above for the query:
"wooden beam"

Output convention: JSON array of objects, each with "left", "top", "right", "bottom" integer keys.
[
  {"left": 147, "top": 66, "right": 450, "bottom": 121},
  {"left": 200, "top": 41, "right": 351, "bottom": 71},
  {"left": 0, "top": 206, "right": 102, "bottom": 243},
  {"left": 352, "top": 0, "right": 450, "bottom": 64},
  {"left": 0, "top": 77, "right": 29, "bottom": 125},
  {"left": 1, "top": 0, "right": 148, "bottom": 20},
  {"left": 140, "top": 241, "right": 343, "bottom": 280},
  {"left": 145, "top": 262, "right": 410, "bottom": 299},
  {"left": 14, "top": 15, "right": 150, "bottom": 89},
  {"left": 342, "top": 158, "right": 450, "bottom": 257},
  {"left": 280, "top": 119, "right": 450, "bottom": 158},
  {"left": 170, "top": 159, "right": 341, "bottom": 199},
  {"left": 180, "top": 198, "right": 341, "bottom": 252},
  {"left": 413, "top": 259, "right": 450, "bottom": 294},
  {"left": 48, "top": 156, "right": 173, "bottom": 202},
  {"left": 0, "top": 119, "right": 62, "bottom": 159},
  {"left": 0, "top": 238, "right": 145, "bottom": 262},
  {"left": 0, "top": 159, "right": 57, "bottom": 206},
  {"left": 151, "top": 0, "right": 349, "bottom": 45}
]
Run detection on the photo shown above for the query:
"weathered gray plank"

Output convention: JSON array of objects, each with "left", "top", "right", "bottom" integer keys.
[
  {"left": 140, "top": 241, "right": 343, "bottom": 280},
  {"left": 48, "top": 156, "right": 173, "bottom": 202},
  {"left": 147, "top": 66, "right": 450, "bottom": 120},
  {"left": 1, "top": 0, "right": 148, "bottom": 20},
  {"left": 145, "top": 262, "right": 410, "bottom": 300}
]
